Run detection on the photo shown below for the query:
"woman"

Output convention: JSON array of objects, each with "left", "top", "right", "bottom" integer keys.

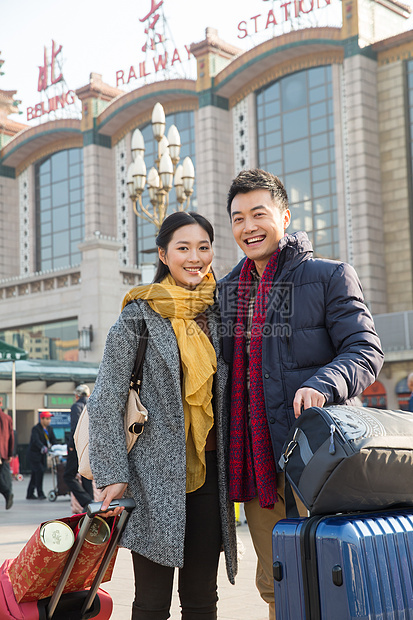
[{"left": 87, "top": 211, "right": 237, "bottom": 619}]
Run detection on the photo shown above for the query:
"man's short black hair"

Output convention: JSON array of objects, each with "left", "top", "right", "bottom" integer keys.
[{"left": 227, "top": 168, "right": 289, "bottom": 217}]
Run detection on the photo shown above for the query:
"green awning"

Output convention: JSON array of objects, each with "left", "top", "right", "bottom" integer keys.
[
  {"left": 0, "top": 340, "right": 28, "bottom": 361},
  {"left": 0, "top": 359, "right": 99, "bottom": 385}
]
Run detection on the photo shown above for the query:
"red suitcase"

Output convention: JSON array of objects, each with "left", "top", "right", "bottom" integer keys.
[{"left": 0, "top": 498, "right": 135, "bottom": 620}]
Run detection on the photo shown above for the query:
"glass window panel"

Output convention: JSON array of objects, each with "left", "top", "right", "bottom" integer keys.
[
  {"left": 266, "top": 146, "right": 282, "bottom": 162},
  {"left": 40, "top": 186, "right": 51, "bottom": 200},
  {"left": 70, "top": 188, "right": 82, "bottom": 202},
  {"left": 282, "top": 109, "right": 308, "bottom": 142},
  {"left": 314, "top": 212, "right": 332, "bottom": 229},
  {"left": 284, "top": 171, "right": 311, "bottom": 203},
  {"left": 52, "top": 180, "right": 69, "bottom": 207},
  {"left": 312, "top": 149, "right": 329, "bottom": 166},
  {"left": 40, "top": 197, "right": 51, "bottom": 211},
  {"left": 311, "top": 134, "right": 328, "bottom": 151},
  {"left": 266, "top": 131, "right": 282, "bottom": 148},
  {"left": 265, "top": 116, "right": 281, "bottom": 132},
  {"left": 312, "top": 165, "right": 330, "bottom": 182},
  {"left": 258, "top": 134, "right": 266, "bottom": 151},
  {"left": 69, "top": 163, "right": 82, "bottom": 177},
  {"left": 314, "top": 197, "right": 331, "bottom": 214},
  {"left": 310, "top": 102, "right": 327, "bottom": 120},
  {"left": 70, "top": 214, "right": 82, "bottom": 228},
  {"left": 310, "top": 118, "right": 326, "bottom": 134},
  {"left": 53, "top": 231, "right": 69, "bottom": 256},
  {"left": 53, "top": 255, "right": 69, "bottom": 268},
  {"left": 71, "top": 201, "right": 83, "bottom": 215},
  {"left": 316, "top": 242, "right": 333, "bottom": 258},
  {"left": 51, "top": 151, "right": 68, "bottom": 182},
  {"left": 327, "top": 115, "right": 334, "bottom": 130},
  {"left": 39, "top": 159, "right": 51, "bottom": 174},
  {"left": 41, "top": 247, "right": 52, "bottom": 260},
  {"left": 308, "top": 66, "right": 327, "bottom": 88},
  {"left": 69, "top": 176, "right": 81, "bottom": 190},
  {"left": 283, "top": 139, "right": 310, "bottom": 173},
  {"left": 69, "top": 149, "right": 81, "bottom": 165},
  {"left": 41, "top": 222, "right": 52, "bottom": 235},
  {"left": 313, "top": 180, "right": 330, "bottom": 197},
  {"left": 258, "top": 120, "right": 265, "bottom": 135},
  {"left": 53, "top": 206, "right": 69, "bottom": 232},
  {"left": 281, "top": 73, "right": 308, "bottom": 111},
  {"left": 40, "top": 209, "right": 51, "bottom": 223},
  {"left": 309, "top": 85, "right": 326, "bottom": 104}
]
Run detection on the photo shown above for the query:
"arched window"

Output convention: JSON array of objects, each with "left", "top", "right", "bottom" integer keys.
[
  {"left": 35, "top": 148, "right": 84, "bottom": 271},
  {"left": 135, "top": 110, "right": 196, "bottom": 268},
  {"left": 257, "top": 66, "right": 338, "bottom": 259}
]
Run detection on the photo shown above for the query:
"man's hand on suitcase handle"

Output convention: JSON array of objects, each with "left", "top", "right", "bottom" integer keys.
[
  {"left": 97, "top": 482, "right": 128, "bottom": 516},
  {"left": 293, "top": 387, "right": 325, "bottom": 419}
]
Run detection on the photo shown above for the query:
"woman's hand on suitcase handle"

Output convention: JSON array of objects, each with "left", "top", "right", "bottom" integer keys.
[
  {"left": 98, "top": 482, "right": 128, "bottom": 516},
  {"left": 293, "top": 387, "right": 326, "bottom": 419}
]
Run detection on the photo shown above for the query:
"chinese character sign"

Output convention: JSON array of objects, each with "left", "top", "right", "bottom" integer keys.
[{"left": 37, "top": 40, "right": 63, "bottom": 93}]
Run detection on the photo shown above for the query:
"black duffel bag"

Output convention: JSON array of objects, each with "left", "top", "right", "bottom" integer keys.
[{"left": 278, "top": 405, "right": 413, "bottom": 515}]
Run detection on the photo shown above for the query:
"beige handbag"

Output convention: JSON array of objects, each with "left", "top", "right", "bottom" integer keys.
[{"left": 74, "top": 321, "right": 149, "bottom": 480}]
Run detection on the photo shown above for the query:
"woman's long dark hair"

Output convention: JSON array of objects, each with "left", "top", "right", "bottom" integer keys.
[{"left": 153, "top": 211, "right": 214, "bottom": 283}]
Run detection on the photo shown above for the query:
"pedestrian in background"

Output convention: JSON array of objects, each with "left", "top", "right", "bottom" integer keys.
[
  {"left": 0, "top": 407, "right": 14, "bottom": 510},
  {"left": 26, "top": 411, "right": 57, "bottom": 500},
  {"left": 63, "top": 384, "right": 93, "bottom": 511},
  {"left": 407, "top": 372, "right": 413, "bottom": 412}
]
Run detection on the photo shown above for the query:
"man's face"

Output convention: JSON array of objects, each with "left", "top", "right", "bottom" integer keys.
[{"left": 230, "top": 189, "right": 291, "bottom": 273}]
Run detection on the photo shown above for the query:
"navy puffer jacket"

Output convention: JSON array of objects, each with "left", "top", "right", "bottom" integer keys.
[{"left": 218, "top": 231, "right": 384, "bottom": 464}]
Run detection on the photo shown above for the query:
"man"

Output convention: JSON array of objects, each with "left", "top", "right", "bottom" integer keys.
[
  {"left": 218, "top": 169, "right": 384, "bottom": 619},
  {"left": 0, "top": 407, "right": 14, "bottom": 510},
  {"left": 63, "top": 384, "right": 93, "bottom": 511},
  {"left": 26, "top": 411, "right": 57, "bottom": 500}
]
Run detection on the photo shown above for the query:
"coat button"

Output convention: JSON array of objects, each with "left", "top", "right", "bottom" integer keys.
[
  {"left": 264, "top": 373, "right": 270, "bottom": 379},
  {"left": 269, "top": 418, "right": 275, "bottom": 424}
]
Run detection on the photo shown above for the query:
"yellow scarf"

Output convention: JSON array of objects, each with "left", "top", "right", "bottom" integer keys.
[{"left": 122, "top": 273, "right": 217, "bottom": 492}]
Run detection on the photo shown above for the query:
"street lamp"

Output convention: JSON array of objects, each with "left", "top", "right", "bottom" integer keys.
[{"left": 127, "top": 102, "right": 195, "bottom": 231}]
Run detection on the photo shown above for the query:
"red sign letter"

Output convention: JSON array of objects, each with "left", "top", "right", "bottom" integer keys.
[
  {"left": 139, "top": 62, "right": 150, "bottom": 78},
  {"left": 116, "top": 70, "right": 125, "bottom": 86},
  {"left": 171, "top": 49, "right": 181, "bottom": 65},
  {"left": 127, "top": 66, "right": 137, "bottom": 83},
  {"left": 266, "top": 10, "right": 278, "bottom": 28},
  {"left": 299, "top": 0, "right": 314, "bottom": 14},
  {"left": 280, "top": 2, "right": 291, "bottom": 20},
  {"left": 237, "top": 21, "right": 248, "bottom": 39},
  {"left": 153, "top": 52, "right": 168, "bottom": 72},
  {"left": 184, "top": 45, "right": 192, "bottom": 60},
  {"left": 250, "top": 14, "right": 261, "bottom": 33},
  {"left": 50, "top": 40, "right": 63, "bottom": 85},
  {"left": 37, "top": 47, "right": 48, "bottom": 92},
  {"left": 140, "top": 0, "right": 163, "bottom": 22}
]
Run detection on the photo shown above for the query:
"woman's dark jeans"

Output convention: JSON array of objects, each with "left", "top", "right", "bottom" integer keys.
[{"left": 131, "top": 451, "right": 222, "bottom": 620}]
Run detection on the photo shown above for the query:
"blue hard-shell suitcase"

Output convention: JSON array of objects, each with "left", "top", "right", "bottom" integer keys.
[{"left": 272, "top": 509, "right": 413, "bottom": 619}]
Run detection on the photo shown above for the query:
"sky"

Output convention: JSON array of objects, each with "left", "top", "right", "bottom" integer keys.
[{"left": 0, "top": 0, "right": 407, "bottom": 126}]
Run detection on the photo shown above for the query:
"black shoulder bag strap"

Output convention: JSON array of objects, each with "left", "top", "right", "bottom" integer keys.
[{"left": 130, "top": 320, "right": 149, "bottom": 394}]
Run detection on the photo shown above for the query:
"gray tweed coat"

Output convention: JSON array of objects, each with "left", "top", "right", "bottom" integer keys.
[{"left": 87, "top": 299, "right": 238, "bottom": 584}]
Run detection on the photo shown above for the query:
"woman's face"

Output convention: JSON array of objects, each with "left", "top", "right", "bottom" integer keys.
[{"left": 158, "top": 223, "right": 214, "bottom": 289}]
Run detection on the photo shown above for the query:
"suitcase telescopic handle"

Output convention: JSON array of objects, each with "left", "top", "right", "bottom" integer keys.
[
  {"left": 46, "top": 498, "right": 136, "bottom": 619},
  {"left": 86, "top": 497, "right": 136, "bottom": 517}
]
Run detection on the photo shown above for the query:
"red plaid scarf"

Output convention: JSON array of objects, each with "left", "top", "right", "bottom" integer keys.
[{"left": 229, "top": 250, "right": 280, "bottom": 509}]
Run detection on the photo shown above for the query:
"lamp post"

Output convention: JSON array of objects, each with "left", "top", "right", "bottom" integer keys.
[{"left": 127, "top": 102, "right": 195, "bottom": 231}]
